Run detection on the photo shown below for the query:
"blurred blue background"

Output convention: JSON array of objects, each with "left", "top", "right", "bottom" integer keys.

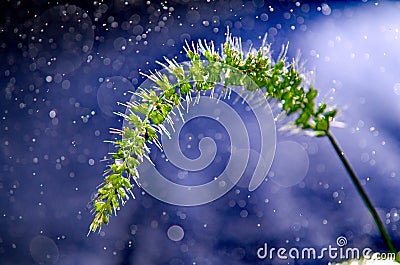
[{"left": 1, "top": 0, "right": 400, "bottom": 264}]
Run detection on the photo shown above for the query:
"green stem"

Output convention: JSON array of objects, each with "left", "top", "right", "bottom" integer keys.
[{"left": 326, "top": 131, "right": 399, "bottom": 262}]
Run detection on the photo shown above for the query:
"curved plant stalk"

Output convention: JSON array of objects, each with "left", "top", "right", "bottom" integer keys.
[
  {"left": 88, "top": 31, "right": 399, "bottom": 262},
  {"left": 327, "top": 132, "right": 399, "bottom": 262}
]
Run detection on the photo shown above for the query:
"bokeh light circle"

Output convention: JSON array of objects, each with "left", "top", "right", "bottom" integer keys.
[
  {"left": 269, "top": 141, "right": 309, "bottom": 187},
  {"left": 28, "top": 4, "right": 94, "bottom": 74},
  {"left": 29, "top": 235, "right": 59, "bottom": 265}
]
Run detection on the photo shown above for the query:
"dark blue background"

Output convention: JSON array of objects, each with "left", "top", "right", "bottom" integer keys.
[{"left": 1, "top": 0, "right": 400, "bottom": 264}]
